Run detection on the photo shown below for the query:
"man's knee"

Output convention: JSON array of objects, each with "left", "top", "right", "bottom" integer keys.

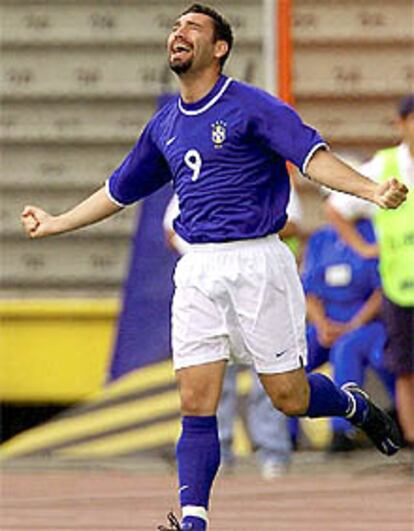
[
  {"left": 180, "top": 385, "right": 210, "bottom": 415},
  {"left": 271, "top": 386, "right": 309, "bottom": 416},
  {"left": 176, "top": 360, "right": 227, "bottom": 416},
  {"left": 261, "top": 370, "right": 310, "bottom": 416},
  {"left": 179, "top": 381, "right": 223, "bottom": 416}
]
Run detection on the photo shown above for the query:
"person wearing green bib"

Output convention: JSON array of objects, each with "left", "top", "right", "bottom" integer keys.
[{"left": 325, "top": 94, "right": 414, "bottom": 453}]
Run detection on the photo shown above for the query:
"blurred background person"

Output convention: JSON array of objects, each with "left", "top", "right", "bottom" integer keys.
[
  {"left": 277, "top": 177, "right": 308, "bottom": 261},
  {"left": 325, "top": 93, "right": 414, "bottom": 451},
  {"left": 217, "top": 366, "right": 291, "bottom": 479},
  {"left": 301, "top": 210, "right": 395, "bottom": 452}
]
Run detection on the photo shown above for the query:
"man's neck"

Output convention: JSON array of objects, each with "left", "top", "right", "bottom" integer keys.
[{"left": 178, "top": 68, "right": 221, "bottom": 103}]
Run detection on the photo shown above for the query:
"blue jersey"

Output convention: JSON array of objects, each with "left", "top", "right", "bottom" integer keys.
[
  {"left": 107, "top": 75, "right": 326, "bottom": 243},
  {"left": 302, "top": 219, "right": 382, "bottom": 322}
]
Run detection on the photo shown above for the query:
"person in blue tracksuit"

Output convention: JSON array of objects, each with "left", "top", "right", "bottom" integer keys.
[{"left": 302, "top": 217, "right": 395, "bottom": 450}]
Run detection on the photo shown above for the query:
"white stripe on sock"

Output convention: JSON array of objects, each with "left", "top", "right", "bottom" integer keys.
[
  {"left": 344, "top": 391, "right": 357, "bottom": 419},
  {"left": 182, "top": 505, "right": 208, "bottom": 523}
]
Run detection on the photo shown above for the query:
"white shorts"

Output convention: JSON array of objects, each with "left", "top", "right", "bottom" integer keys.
[{"left": 172, "top": 234, "right": 308, "bottom": 374}]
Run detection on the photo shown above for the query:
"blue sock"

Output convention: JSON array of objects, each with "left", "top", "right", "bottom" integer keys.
[
  {"left": 176, "top": 416, "right": 220, "bottom": 530},
  {"left": 181, "top": 516, "right": 207, "bottom": 530},
  {"left": 305, "top": 374, "right": 368, "bottom": 424}
]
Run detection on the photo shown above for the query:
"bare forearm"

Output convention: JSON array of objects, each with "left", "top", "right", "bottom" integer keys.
[
  {"left": 306, "top": 294, "right": 327, "bottom": 326},
  {"left": 306, "top": 150, "right": 376, "bottom": 203},
  {"left": 348, "top": 290, "right": 382, "bottom": 330},
  {"left": 22, "top": 186, "right": 123, "bottom": 238},
  {"left": 54, "top": 187, "right": 122, "bottom": 234},
  {"left": 324, "top": 202, "right": 378, "bottom": 257}
]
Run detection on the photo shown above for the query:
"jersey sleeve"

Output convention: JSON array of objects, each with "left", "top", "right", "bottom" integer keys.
[
  {"left": 245, "top": 89, "right": 327, "bottom": 174},
  {"left": 106, "top": 120, "right": 172, "bottom": 206}
]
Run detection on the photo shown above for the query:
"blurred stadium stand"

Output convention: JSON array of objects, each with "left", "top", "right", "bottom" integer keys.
[
  {"left": 2, "top": 0, "right": 412, "bottom": 296},
  {"left": 0, "top": 0, "right": 264, "bottom": 299},
  {"left": 0, "top": 0, "right": 412, "bottom": 448},
  {"left": 0, "top": 0, "right": 266, "bottom": 441},
  {"left": 294, "top": 0, "right": 413, "bottom": 157}
]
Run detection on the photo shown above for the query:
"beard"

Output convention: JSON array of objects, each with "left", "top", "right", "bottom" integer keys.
[{"left": 169, "top": 56, "right": 193, "bottom": 75}]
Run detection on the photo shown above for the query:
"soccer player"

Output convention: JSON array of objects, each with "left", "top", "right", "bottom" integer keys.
[{"left": 21, "top": 5, "right": 408, "bottom": 530}]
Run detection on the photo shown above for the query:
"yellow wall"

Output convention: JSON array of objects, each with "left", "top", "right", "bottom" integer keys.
[{"left": 0, "top": 300, "right": 119, "bottom": 402}]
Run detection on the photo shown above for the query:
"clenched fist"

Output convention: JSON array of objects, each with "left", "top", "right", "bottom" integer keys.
[
  {"left": 21, "top": 206, "right": 58, "bottom": 238},
  {"left": 373, "top": 178, "right": 409, "bottom": 209}
]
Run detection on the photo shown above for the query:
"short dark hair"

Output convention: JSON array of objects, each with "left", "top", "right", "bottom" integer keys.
[{"left": 181, "top": 3, "right": 233, "bottom": 69}]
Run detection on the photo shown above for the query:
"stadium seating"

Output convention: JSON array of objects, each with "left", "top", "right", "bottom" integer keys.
[
  {"left": 294, "top": 0, "right": 413, "bottom": 158},
  {"left": 0, "top": 0, "right": 263, "bottom": 297},
  {"left": 0, "top": 0, "right": 412, "bottom": 297}
]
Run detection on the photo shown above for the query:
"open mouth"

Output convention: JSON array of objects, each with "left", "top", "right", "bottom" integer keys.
[{"left": 171, "top": 42, "right": 192, "bottom": 58}]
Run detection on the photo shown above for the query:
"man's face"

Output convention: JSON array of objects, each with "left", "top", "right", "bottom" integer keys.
[
  {"left": 398, "top": 113, "right": 414, "bottom": 148},
  {"left": 167, "top": 12, "right": 220, "bottom": 75}
]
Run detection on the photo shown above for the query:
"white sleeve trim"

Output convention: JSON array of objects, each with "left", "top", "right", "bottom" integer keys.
[
  {"left": 301, "top": 142, "right": 328, "bottom": 176},
  {"left": 105, "top": 179, "right": 127, "bottom": 208}
]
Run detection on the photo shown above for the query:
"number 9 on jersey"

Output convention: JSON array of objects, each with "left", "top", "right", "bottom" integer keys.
[{"left": 184, "top": 149, "right": 203, "bottom": 182}]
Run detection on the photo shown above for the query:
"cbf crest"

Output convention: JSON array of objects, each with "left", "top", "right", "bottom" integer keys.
[{"left": 211, "top": 120, "right": 227, "bottom": 149}]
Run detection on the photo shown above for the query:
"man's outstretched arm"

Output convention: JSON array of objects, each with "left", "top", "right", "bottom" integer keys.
[
  {"left": 21, "top": 186, "right": 122, "bottom": 238},
  {"left": 306, "top": 149, "right": 408, "bottom": 209}
]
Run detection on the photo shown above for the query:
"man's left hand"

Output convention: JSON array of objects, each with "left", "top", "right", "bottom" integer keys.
[{"left": 373, "top": 178, "right": 409, "bottom": 209}]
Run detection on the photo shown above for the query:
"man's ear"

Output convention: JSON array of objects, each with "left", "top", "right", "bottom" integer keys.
[{"left": 214, "top": 40, "right": 229, "bottom": 61}]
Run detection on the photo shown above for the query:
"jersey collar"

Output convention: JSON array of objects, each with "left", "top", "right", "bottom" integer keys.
[{"left": 178, "top": 75, "right": 232, "bottom": 116}]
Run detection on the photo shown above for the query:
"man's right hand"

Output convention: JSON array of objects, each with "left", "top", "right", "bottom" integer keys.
[
  {"left": 20, "top": 186, "right": 123, "bottom": 239},
  {"left": 21, "top": 205, "right": 58, "bottom": 238}
]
